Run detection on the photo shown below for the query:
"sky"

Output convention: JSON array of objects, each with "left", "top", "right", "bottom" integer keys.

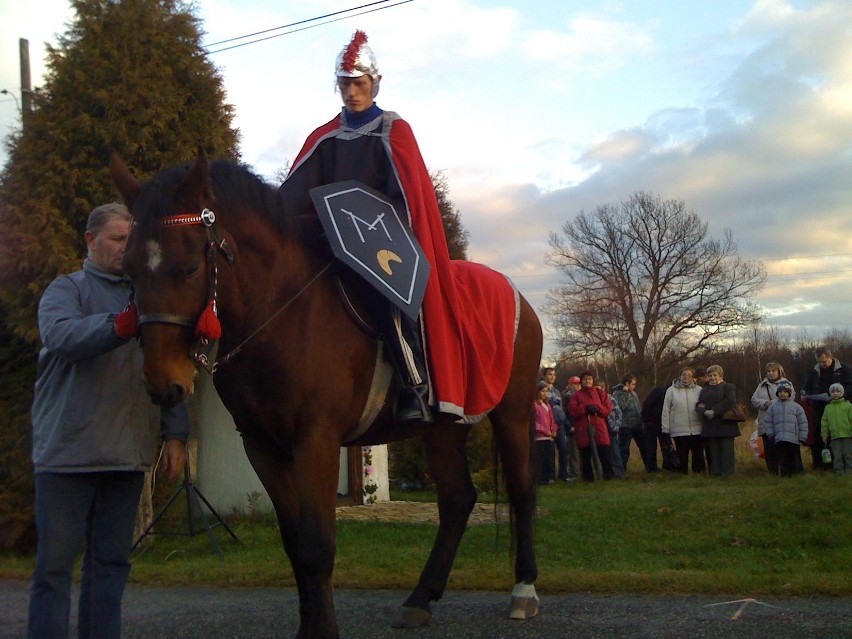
[{"left": 2, "top": 0, "right": 851, "bottom": 360}]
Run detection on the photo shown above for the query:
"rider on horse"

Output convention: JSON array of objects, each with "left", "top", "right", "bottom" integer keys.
[{"left": 279, "top": 31, "right": 457, "bottom": 426}]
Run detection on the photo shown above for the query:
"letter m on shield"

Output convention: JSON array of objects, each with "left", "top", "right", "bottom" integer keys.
[{"left": 310, "top": 180, "right": 431, "bottom": 320}]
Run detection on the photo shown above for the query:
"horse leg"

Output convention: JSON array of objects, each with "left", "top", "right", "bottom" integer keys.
[
  {"left": 241, "top": 431, "right": 341, "bottom": 639},
  {"left": 490, "top": 404, "right": 540, "bottom": 620},
  {"left": 393, "top": 426, "right": 476, "bottom": 628}
]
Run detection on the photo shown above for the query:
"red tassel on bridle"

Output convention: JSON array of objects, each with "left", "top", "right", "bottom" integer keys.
[{"left": 195, "top": 299, "right": 222, "bottom": 340}]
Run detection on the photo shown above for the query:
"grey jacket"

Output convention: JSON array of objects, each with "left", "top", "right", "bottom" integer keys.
[
  {"left": 31, "top": 259, "right": 188, "bottom": 473},
  {"left": 763, "top": 398, "right": 808, "bottom": 445},
  {"left": 611, "top": 385, "right": 642, "bottom": 431}
]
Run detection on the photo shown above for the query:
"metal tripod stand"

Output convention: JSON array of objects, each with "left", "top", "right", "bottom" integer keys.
[{"left": 131, "top": 456, "right": 239, "bottom": 560}]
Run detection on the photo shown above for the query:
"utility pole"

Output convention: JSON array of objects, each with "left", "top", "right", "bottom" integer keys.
[{"left": 20, "top": 38, "right": 32, "bottom": 117}]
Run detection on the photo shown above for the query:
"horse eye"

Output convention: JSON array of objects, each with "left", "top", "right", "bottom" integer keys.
[{"left": 184, "top": 264, "right": 201, "bottom": 279}]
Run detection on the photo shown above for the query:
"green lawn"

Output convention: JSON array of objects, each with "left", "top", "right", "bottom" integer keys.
[{"left": 3, "top": 460, "right": 849, "bottom": 597}]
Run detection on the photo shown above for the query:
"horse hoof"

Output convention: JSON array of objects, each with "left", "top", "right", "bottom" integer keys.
[
  {"left": 509, "top": 595, "right": 540, "bottom": 620},
  {"left": 391, "top": 605, "right": 432, "bottom": 628},
  {"left": 509, "top": 582, "right": 540, "bottom": 620}
]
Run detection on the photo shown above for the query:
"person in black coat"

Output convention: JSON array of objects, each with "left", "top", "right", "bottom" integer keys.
[
  {"left": 802, "top": 346, "right": 852, "bottom": 470},
  {"left": 695, "top": 364, "right": 740, "bottom": 476},
  {"left": 641, "top": 386, "right": 667, "bottom": 472}
]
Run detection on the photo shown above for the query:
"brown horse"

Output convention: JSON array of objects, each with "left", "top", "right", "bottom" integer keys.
[{"left": 110, "top": 150, "right": 542, "bottom": 639}]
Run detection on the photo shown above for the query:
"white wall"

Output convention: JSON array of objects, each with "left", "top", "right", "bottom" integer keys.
[
  {"left": 191, "top": 373, "right": 388, "bottom": 514},
  {"left": 363, "top": 445, "right": 390, "bottom": 503},
  {"left": 192, "top": 372, "right": 273, "bottom": 515}
]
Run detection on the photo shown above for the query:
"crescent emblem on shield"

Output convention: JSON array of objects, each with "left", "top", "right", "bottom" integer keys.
[{"left": 376, "top": 249, "right": 403, "bottom": 275}]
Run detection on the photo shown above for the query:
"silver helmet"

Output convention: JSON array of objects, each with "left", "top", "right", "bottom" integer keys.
[{"left": 335, "top": 30, "right": 380, "bottom": 98}]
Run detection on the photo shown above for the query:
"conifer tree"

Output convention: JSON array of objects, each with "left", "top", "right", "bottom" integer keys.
[
  {"left": 0, "top": 0, "right": 239, "bottom": 341},
  {"left": 431, "top": 169, "right": 469, "bottom": 260},
  {"left": 0, "top": 0, "right": 239, "bottom": 550}
]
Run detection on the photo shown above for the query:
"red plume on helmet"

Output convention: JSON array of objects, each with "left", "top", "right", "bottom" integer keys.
[{"left": 342, "top": 30, "right": 368, "bottom": 74}]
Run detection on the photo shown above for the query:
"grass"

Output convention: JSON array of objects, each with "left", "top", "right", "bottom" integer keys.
[{"left": 2, "top": 423, "right": 850, "bottom": 596}]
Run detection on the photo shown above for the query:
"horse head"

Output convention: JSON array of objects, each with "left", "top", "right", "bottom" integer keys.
[{"left": 110, "top": 149, "right": 224, "bottom": 406}]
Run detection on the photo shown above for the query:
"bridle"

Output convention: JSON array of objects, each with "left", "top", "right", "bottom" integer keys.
[
  {"left": 138, "top": 208, "right": 233, "bottom": 328},
  {"left": 137, "top": 207, "right": 331, "bottom": 373},
  {"left": 131, "top": 208, "right": 233, "bottom": 373}
]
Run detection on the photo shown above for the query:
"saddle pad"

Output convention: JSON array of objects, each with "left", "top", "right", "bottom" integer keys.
[{"left": 429, "top": 261, "right": 520, "bottom": 422}]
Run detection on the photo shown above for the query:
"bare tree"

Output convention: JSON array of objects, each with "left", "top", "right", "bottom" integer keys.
[{"left": 544, "top": 192, "right": 766, "bottom": 377}]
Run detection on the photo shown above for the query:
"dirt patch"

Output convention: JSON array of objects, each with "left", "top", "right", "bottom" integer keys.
[{"left": 336, "top": 500, "right": 512, "bottom": 526}]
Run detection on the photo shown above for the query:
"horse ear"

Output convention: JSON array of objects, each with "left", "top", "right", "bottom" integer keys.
[
  {"left": 175, "top": 147, "right": 214, "bottom": 210},
  {"left": 109, "top": 153, "right": 141, "bottom": 209}
]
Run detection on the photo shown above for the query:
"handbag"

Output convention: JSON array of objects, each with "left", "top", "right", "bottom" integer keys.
[
  {"left": 663, "top": 445, "right": 681, "bottom": 471},
  {"left": 661, "top": 433, "right": 681, "bottom": 471},
  {"left": 722, "top": 403, "right": 747, "bottom": 422}
]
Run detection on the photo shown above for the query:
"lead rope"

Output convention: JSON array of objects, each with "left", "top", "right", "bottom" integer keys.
[{"left": 201, "top": 260, "right": 335, "bottom": 374}]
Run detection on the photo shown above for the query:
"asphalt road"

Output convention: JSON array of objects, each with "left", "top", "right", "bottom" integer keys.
[{"left": 3, "top": 579, "right": 852, "bottom": 638}]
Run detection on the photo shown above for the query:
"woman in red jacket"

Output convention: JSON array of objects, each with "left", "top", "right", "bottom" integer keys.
[{"left": 568, "top": 370, "right": 614, "bottom": 481}]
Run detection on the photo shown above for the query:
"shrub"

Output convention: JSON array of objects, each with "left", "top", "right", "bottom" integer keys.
[{"left": 388, "top": 418, "right": 495, "bottom": 491}]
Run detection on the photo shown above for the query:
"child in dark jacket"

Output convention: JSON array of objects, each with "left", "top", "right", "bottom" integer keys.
[{"left": 763, "top": 380, "right": 808, "bottom": 477}]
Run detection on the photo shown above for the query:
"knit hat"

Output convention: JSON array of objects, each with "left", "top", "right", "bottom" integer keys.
[
  {"left": 537, "top": 381, "right": 548, "bottom": 391},
  {"left": 829, "top": 383, "right": 845, "bottom": 396},
  {"left": 775, "top": 380, "right": 793, "bottom": 397},
  {"left": 568, "top": 376, "right": 581, "bottom": 384}
]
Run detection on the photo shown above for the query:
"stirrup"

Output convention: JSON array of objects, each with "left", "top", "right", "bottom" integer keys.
[{"left": 394, "top": 384, "right": 433, "bottom": 426}]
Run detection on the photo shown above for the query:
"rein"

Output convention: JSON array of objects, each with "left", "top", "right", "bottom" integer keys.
[
  {"left": 210, "top": 260, "right": 333, "bottom": 372},
  {"left": 144, "top": 208, "right": 332, "bottom": 374}
]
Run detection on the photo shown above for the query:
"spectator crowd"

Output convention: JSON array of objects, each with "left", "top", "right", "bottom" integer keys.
[{"left": 536, "top": 346, "right": 852, "bottom": 483}]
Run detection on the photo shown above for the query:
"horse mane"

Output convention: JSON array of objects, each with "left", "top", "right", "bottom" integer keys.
[{"left": 131, "top": 159, "right": 295, "bottom": 238}]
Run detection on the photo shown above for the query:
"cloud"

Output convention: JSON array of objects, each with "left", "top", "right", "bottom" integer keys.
[
  {"left": 734, "top": 0, "right": 798, "bottom": 34},
  {"left": 521, "top": 14, "right": 654, "bottom": 74},
  {"left": 520, "top": 1, "right": 852, "bottom": 340}
]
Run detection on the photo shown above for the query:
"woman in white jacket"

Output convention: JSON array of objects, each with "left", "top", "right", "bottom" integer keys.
[
  {"left": 750, "top": 362, "right": 795, "bottom": 475},
  {"left": 662, "top": 368, "right": 705, "bottom": 474}
]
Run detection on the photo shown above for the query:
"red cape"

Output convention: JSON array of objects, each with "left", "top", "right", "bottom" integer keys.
[{"left": 286, "top": 111, "right": 518, "bottom": 419}]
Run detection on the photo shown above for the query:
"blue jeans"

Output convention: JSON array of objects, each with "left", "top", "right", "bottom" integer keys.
[
  {"left": 28, "top": 471, "right": 144, "bottom": 639},
  {"left": 608, "top": 430, "right": 625, "bottom": 477},
  {"left": 554, "top": 422, "right": 571, "bottom": 480}
]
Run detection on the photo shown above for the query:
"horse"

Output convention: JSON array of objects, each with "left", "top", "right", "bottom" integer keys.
[{"left": 110, "top": 149, "right": 542, "bottom": 639}]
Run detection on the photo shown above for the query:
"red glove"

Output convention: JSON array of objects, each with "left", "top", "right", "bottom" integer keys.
[{"left": 114, "top": 302, "right": 139, "bottom": 339}]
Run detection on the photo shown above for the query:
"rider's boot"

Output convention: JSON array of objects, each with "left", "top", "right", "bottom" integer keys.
[{"left": 395, "top": 384, "right": 433, "bottom": 426}]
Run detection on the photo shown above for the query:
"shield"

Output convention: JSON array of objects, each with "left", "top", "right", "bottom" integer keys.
[{"left": 310, "top": 180, "right": 430, "bottom": 320}]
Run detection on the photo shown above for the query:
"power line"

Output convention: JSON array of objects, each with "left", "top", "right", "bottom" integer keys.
[
  {"left": 205, "top": 0, "right": 414, "bottom": 55},
  {"left": 205, "top": 0, "right": 395, "bottom": 47}
]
